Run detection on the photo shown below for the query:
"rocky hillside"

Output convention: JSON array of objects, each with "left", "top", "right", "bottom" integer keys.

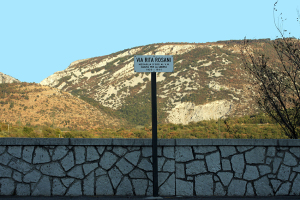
[
  {"left": 41, "top": 39, "right": 277, "bottom": 126},
  {"left": 0, "top": 72, "right": 20, "bottom": 84},
  {"left": 0, "top": 82, "right": 122, "bottom": 129}
]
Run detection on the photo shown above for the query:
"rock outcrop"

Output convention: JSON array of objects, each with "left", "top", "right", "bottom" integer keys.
[
  {"left": 167, "top": 100, "right": 233, "bottom": 124},
  {"left": 0, "top": 72, "right": 20, "bottom": 84}
]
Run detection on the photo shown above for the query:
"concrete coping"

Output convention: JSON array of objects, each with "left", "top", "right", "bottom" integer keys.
[{"left": 0, "top": 138, "right": 299, "bottom": 146}]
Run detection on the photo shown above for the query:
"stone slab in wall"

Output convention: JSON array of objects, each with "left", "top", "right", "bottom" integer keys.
[
  {"left": 174, "top": 144, "right": 300, "bottom": 196},
  {"left": 0, "top": 143, "right": 175, "bottom": 196},
  {"left": 0, "top": 139, "right": 299, "bottom": 197}
]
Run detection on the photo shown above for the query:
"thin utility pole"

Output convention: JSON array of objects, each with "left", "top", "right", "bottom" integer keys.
[
  {"left": 6, "top": 123, "right": 9, "bottom": 133},
  {"left": 52, "top": 111, "right": 55, "bottom": 128}
]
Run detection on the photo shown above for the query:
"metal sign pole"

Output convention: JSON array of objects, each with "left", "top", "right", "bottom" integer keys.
[
  {"left": 134, "top": 55, "right": 173, "bottom": 198},
  {"left": 151, "top": 72, "right": 158, "bottom": 197}
]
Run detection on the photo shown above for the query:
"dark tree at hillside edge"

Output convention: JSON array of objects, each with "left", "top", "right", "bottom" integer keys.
[{"left": 240, "top": 1, "right": 300, "bottom": 139}]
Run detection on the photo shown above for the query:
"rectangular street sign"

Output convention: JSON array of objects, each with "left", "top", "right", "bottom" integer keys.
[
  {"left": 134, "top": 54, "right": 174, "bottom": 197},
  {"left": 134, "top": 55, "right": 173, "bottom": 73}
]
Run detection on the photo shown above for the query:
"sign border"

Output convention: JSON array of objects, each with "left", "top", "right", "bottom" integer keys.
[{"left": 134, "top": 55, "right": 174, "bottom": 73}]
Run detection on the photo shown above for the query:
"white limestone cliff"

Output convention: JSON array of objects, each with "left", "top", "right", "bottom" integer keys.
[{"left": 167, "top": 100, "right": 233, "bottom": 124}]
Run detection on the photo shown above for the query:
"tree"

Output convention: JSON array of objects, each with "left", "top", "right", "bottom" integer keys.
[{"left": 240, "top": 1, "right": 300, "bottom": 139}]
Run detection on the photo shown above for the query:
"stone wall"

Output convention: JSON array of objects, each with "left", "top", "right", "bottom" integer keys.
[{"left": 0, "top": 138, "right": 299, "bottom": 196}]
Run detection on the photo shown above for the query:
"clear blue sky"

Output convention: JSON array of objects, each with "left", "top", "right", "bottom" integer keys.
[{"left": 0, "top": 0, "right": 299, "bottom": 83}]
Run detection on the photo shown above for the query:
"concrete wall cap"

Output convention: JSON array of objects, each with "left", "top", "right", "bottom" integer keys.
[
  {"left": 0, "top": 138, "right": 70, "bottom": 146},
  {"left": 112, "top": 139, "right": 152, "bottom": 146},
  {"left": 70, "top": 138, "right": 112, "bottom": 146},
  {"left": 0, "top": 138, "right": 299, "bottom": 146},
  {"left": 175, "top": 139, "right": 300, "bottom": 146}
]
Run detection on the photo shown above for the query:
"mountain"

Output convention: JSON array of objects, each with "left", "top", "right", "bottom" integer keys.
[
  {"left": 0, "top": 72, "right": 20, "bottom": 84},
  {"left": 40, "top": 39, "right": 277, "bottom": 126},
  {"left": 0, "top": 82, "right": 122, "bottom": 129}
]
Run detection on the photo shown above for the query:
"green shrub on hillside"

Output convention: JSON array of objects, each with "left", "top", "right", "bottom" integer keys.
[{"left": 42, "top": 127, "right": 61, "bottom": 138}]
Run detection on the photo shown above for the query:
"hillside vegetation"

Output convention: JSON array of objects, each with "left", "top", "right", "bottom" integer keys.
[
  {"left": 40, "top": 39, "right": 281, "bottom": 126},
  {"left": 0, "top": 39, "right": 295, "bottom": 139},
  {"left": 0, "top": 113, "right": 287, "bottom": 139},
  {"left": 0, "top": 82, "right": 124, "bottom": 130}
]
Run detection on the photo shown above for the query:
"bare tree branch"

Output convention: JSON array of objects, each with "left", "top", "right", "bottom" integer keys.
[{"left": 240, "top": 35, "right": 300, "bottom": 138}]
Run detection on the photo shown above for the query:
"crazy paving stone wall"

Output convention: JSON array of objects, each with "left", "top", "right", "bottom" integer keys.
[{"left": 0, "top": 138, "right": 299, "bottom": 196}]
